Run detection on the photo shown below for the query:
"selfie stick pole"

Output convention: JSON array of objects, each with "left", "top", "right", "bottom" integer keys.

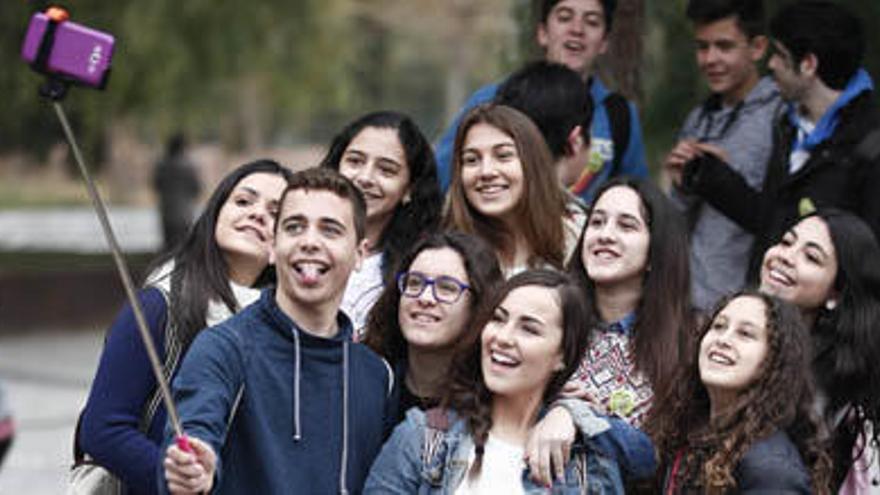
[{"left": 48, "top": 91, "right": 191, "bottom": 451}]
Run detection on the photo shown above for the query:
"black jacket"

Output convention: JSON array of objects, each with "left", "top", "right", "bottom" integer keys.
[{"left": 683, "top": 91, "right": 880, "bottom": 276}]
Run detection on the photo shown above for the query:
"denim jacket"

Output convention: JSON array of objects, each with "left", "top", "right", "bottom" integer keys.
[{"left": 364, "top": 404, "right": 655, "bottom": 494}]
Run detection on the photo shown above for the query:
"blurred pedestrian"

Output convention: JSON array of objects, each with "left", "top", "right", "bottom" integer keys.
[{"left": 153, "top": 134, "right": 202, "bottom": 252}]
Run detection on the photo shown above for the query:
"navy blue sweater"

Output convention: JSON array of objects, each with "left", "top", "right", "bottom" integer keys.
[
  {"left": 80, "top": 287, "right": 169, "bottom": 495},
  {"left": 158, "top": 289, "right": 395, "bottom": 494}
]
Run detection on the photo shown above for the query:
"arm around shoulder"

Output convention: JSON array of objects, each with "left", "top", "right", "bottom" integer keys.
[
  {"left": 682, "top": 151, "right": 764, "bottom": 233},
  {"left": 158, "top": 323, "right": 246, "bottom": 493}
]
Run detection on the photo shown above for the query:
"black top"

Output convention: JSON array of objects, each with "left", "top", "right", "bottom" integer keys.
[
  {"left": 397, "top": 383, "right": 440, "bottom": 425},
  {"left": 683, "top": 91, "right": 880, "bottom": 278},
  {"left": 664, "top": 430, "right": 811, "bottom": 494}
]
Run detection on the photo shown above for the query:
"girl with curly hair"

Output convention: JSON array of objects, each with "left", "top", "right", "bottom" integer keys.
[
  {"left": 648, "top": 290, "right": 831, "bottom": 494},
  {"left": 759, "top": 209, "right": 880, "bottom": 491},
  {"left": 321, "top": 111, "right": 442, "bottom": 337},
  {"left": 362, "top": 230, "right": 503, "bottom": 422},
  {"left": 364, "top": 270, "right": 654, "bottom": 493},
  {"left": 443, "top": 104, "right": 586, "bottom": 276}
]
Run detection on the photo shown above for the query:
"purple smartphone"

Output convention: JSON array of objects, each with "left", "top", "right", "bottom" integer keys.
[{"left": 21, "top": 12, "right": 115, "bottom": 89}]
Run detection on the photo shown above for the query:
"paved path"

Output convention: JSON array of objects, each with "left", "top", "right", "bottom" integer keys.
[
  {"left": 0, "top": 329, "right": 104, "bottom": 493},
  {"left": 0, "top": 207, "right": 160, "bottom": 253}
]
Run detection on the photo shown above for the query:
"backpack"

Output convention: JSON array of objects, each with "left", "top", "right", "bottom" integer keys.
[{"left": 604, "top": 92, "right": 631, "bottom": 176}]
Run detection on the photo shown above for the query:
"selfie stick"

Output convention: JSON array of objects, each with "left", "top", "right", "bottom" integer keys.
[
  {"left": 32, "top": 7, "right": 191, "bottom": 452},
  {"left": 47, "top": 98, "right": 190, "bottom": 451}
]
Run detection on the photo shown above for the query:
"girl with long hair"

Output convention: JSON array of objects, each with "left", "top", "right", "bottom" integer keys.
[
  {"left": 759, "top": 209, "right": 880, "bottom": 491},
  {"left": 321, "top": 111, "right": 442, "bottom": 337},
  {"left": 77, "top": 159, "right": 293, "bottom": 494},
  {"left": 566, "top": 177, "right": 692, "bottom": 426},
  {"left": 443, "top": 103, "right": 585, "bottom": 276},
  {"left": 520, "top": 177, "right": 690, "bottom": 487},
  {"left": 362, "top": 230, "right": 502, "bottom": 422},
  {"left": 364, "top": 270, "right": 653, "bottom": 493},
  {"left": 649, "top": 290, "right": 831, "bottom": 494}
]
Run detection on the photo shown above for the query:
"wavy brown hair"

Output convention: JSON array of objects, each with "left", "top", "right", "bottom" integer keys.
[
  {"left": 647, "top": 290, "right": 831, "bottom": 494},
  {"left": 443, "top": 104, "right": 567, "bottom": 270},
  {"left": 442, "top": 269, "right": 590, "bottom": 478}
]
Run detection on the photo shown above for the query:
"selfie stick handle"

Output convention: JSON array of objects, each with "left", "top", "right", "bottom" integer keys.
[{"left": 51, "top": 101, "right": 188, "bottom": 442}]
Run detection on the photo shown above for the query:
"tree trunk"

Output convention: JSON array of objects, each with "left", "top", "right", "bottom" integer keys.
[{"left": 600, "top": 0, "right": 644, "bottom": 105}]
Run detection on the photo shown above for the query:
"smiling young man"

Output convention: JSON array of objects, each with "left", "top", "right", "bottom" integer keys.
[
  {"left": 677, "top": 0, "right": 880, "bottom": 282},
  {"left": 435, "top": 0, "right": 647, "bottom": 204},
  {"left": 664, "top": 0, "right": 782, "bottom": 312},
  {"left": 159, "top": 168, "right": 395, "bottom": 495}
]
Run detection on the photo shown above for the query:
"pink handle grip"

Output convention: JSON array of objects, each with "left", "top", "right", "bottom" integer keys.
[{"left": 176, "top": 434, "right": 194, "bottom": 453}]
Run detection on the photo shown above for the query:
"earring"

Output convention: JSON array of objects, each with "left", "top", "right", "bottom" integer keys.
[
  {"left": 825, "top": 299, "right": 838, "bottom": 311},
  {"left": 402, "top": 193, "right": 411, "bottom": 205}
]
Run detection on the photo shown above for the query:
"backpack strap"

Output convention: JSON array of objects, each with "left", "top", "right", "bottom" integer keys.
[
  {"left": 140, "top": 286, "right": 181, "bottom": 432},
  {"left": 603, "top": 92, "right": 631, "bottom": 177},
  {"left": 73, "top": 287, "right": 180, "bottom": 465}
]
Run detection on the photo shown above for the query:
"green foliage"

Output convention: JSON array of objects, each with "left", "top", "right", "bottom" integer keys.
[{"left": 2, "top": 0, "right": 879, "bottom": 167}]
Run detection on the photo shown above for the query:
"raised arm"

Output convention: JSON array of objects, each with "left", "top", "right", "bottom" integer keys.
[{"left": 157, "top": 325, "right": 245, "bottom": 494}]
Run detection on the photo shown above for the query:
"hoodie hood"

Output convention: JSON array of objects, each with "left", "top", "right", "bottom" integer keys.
[{"left": 788, "top": 68, "right": 875, "bottom": 152}]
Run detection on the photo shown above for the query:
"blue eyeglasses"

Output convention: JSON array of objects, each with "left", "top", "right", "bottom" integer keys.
[{"left": 396, "top": 271, "right": 470, "bottom": 304}]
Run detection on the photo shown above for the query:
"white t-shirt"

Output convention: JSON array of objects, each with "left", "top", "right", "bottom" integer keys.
[
  {"left": 340, "top": 252, "right": 384, "bottom": 340},
  {"left": 453, "top": 434, "right": 526, "bottom": 495}
]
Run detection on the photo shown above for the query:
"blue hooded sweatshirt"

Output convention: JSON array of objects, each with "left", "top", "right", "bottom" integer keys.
[{"left": 158, "top": 288, "right": 395, "bottom": 494}]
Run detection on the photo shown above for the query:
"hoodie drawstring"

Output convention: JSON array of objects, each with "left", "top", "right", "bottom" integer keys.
[
  {"left": 292, "top": 327, "right": 302, "bottom": 442},
  {"left": 339, "top": 341, "right": 350, "bottom": 495}
]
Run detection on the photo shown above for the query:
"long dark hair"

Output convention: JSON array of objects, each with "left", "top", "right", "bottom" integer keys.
[
  {"left": 147, "top": 159, "right": 294, "bottom": 352},
  {"left": 320, "top": 111, "right": 442, "bottom": 282},
  {"left": 444, "top": 269, "right": 591, "bottom": 478},
  {"left": 803, "top": 209, "right": 880, "bottom": 486},
  {"left": 647, "top": 290, "right": 831, "bottom": 494},
  {"left": 567, "top": 177, "right": 693, "bottom": 398},
  {"left": 443, "top": 104, "right": 567, "bottom": 270},
  {"left": 363, "top": 230, "right": 503, "bottom": 364}
]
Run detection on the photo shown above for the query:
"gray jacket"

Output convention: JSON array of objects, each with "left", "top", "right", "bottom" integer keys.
[{"left": 671, "top": 77, "right": 783, "bottom": 311}]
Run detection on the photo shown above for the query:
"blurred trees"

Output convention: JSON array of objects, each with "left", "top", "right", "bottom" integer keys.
[
  {"left": 1, "top": 0, "right": 519, "bottom": 168},
  {"left": 1, "top": 0, "right": 879, "bottom": 176}
]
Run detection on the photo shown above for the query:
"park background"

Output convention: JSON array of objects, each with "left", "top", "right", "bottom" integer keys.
[{"left": 0, "top": 0, "right": 879, "bottom": 492}]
